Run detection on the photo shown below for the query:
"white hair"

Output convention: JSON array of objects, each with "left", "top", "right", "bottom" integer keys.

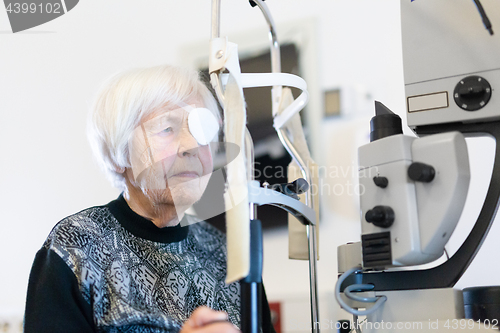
[{"left": 87, "top": 64, "right": 220, "bottom": 191}]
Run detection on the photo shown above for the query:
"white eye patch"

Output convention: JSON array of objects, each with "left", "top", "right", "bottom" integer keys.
[
  {"left": 188, "top": 107, "right": 220, "bottom": 145},
  {"left": 129, "top": 107, "right": 219, "bottom": 181}
]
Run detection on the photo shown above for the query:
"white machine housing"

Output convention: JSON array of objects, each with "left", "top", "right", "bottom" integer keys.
[
  {"left": 402, "top": 0, "right": 500, "bottom": 128},
  {"left": 358, "top": 131, "right": 470, "bottom": 268}
]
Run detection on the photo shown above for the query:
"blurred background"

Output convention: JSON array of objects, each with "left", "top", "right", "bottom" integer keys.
[{"left": 0, "top": 1, "right": 498, "bottom": 332}]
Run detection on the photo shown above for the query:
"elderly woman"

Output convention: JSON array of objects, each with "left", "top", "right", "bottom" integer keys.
[{"left": 24, "top": 65, "right": 274, "bottom": 333}]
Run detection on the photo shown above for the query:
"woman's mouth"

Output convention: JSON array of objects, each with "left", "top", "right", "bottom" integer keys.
[{"left": 171, "top": 171, "right": 200, "bottom": 178}]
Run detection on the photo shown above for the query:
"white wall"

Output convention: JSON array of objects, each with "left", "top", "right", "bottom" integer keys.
[{"left": 1, "top": 0, "right": 499, "bottom": 331}]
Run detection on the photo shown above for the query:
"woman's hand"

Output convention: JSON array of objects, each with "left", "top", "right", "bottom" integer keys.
[{"left": 180, "top": 306, "right": 240, "bottom": 333}]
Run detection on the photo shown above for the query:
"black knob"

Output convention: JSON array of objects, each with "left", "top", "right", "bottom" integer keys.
[
  {"left": 337, "top": 320, "right": 351, "bottom": 333},
  {"left": 408, "top": 162, "right": 435, "bottom": 183},
  {"left": 369, "top": 101, "right": 403, "bottom": 142},
  {"left": 454, "top": 76, "right": 492, "bottom": 111},
  {"left": 365, "top": 206, "right": 395, "bottom": 228},
  {"left": 373, "top": 176, "right": 389, "bottom": 188},
  {"left": 270, "top": 178, "right": 309, "bottom": 200}
]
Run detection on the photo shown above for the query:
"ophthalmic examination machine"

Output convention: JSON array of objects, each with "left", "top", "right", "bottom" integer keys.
[{"left": 336, "top": 0, "right": 500, "bottom": 332}]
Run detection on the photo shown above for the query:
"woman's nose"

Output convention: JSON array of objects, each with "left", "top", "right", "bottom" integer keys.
[{"left": 177, "top": 126, "right": 199, "bottom": 157}]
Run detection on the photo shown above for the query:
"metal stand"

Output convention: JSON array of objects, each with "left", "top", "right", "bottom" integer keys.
[
  {"left": 210, "top": 1, "right": 320, "bottom": 331},
  {"left": 240, "top": 219, "right": 263, "bottom": 333},
  {"left": 248, "top": 180, "right": 318, "bottom": 332}
]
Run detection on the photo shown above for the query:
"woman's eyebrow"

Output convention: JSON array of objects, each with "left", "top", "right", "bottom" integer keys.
[{"left": 144, "top": 111, "right": 180, "bottom": 129}]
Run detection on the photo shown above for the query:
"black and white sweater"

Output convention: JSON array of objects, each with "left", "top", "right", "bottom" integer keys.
[{"left": 25, "top": 195, "right": 274, "bottom": 333}]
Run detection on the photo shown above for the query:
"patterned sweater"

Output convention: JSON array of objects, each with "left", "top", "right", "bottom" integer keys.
[{"left": 25, "top": 195, "right": 273, "bottom": 332}]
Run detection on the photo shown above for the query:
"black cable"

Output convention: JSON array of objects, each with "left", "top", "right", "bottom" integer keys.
[{"left": 473, "top": 0, "right": 494, "bottom": 35}]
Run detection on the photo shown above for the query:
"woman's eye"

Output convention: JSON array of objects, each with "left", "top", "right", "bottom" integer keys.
[{"left": 158, "top": 127, "right": 173, "bottom": 136}]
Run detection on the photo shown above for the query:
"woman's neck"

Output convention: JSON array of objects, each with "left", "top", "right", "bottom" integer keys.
[{"left": 123, "top": 183, "right": 185, "bottom": 228}]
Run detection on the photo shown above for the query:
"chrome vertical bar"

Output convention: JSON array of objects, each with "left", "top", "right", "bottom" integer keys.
[
  {"left": 278, "top": 129, "right": 319, "bottom": 333},
  {"left": 253, "top": 0, "right": 319, "bottom": 331},
  {"left": 210, "top": 0, "right": 225, "bottom": 107},
  {"left": 211, "top": 0, "right": 220, "bottom": 39},
  {"left": 252, "top": 0, "right": 281, "bottom": 73},
  {"left": 246, "top": 128, "right": 257, "bottom": 220},
  {"left": 252, "top": 0, "right": 282, "bottom": 115}
]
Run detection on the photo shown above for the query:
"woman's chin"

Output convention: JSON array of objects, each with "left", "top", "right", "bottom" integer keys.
[{"left": 169, "top": 184, "right": 204, "bottom": 208}]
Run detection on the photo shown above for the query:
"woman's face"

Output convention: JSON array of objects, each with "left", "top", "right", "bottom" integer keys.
[{"left": 127, "top": 99, "right": 215, "bottom": 215}]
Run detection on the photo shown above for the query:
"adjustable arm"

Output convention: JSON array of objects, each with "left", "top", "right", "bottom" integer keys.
[{"left": 248, "top": 181, "right": 316, "bottom": 226}]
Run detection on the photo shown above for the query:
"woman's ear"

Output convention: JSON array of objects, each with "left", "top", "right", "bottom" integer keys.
[{"left": 116, "top": 166, "right": 126, "bottom": 174}]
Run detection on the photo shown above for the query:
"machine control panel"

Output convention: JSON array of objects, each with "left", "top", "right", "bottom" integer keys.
[{"left": 453, "top": 76, "right": 492, "bottom": 112}]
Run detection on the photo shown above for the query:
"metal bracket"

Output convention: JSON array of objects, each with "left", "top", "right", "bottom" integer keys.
[{"left": 247, "top": 180, "right": 316, "bottom": 226}]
